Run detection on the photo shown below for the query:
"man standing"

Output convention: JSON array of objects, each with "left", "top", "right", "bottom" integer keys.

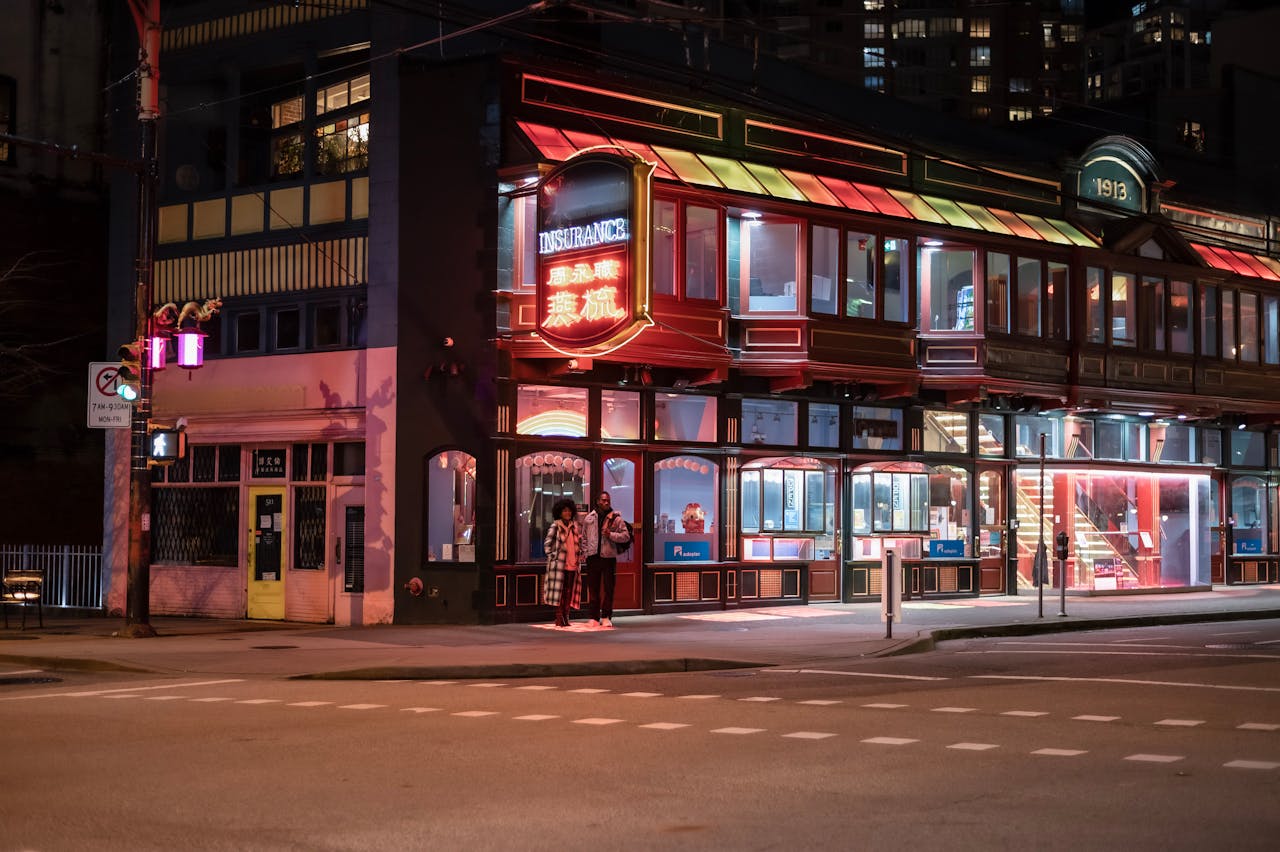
[{"left": 581, "top": 491, "right": 630, "bottom": 629}]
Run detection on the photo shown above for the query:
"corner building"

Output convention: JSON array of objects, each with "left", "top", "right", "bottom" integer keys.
[{"left": 103, "top": 2, "right": 1280, "bottom": 626}]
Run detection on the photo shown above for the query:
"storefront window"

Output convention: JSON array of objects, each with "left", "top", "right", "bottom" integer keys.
[
  {"left": 602, "top": 456, "right": 638, "bottom": 567},
  {"left": 1230, "top": 476, "right": 1268, "bottom": 555},
  {"left": 986, "top": 252, "right": 1009, "bottom": 332},
  {"left": 741, "top": 458, "right": 835, "bottom": 560},
  {"left": 883, "top": 237, "right": 909, "bottom": 322},
  {"left": 515, "top": 451, "right": 590, "bottom": 562},
  {"left": 1086, "top": 267, "right": 1105, "bottom": 343},
  {"left": 846, "top": 231, "right": 877, "bottom": 318},
  {"left": 653, "top": 199, "right": 676, "bottom": 296},
  {"left": 1014, "top": 414, "right": 1062, "bottom": 458},
  {"left": 1200, "top": 285, "right": 1218, "bottom": 357},
  {"left": 1231, "top": 429, "right": 1266, "bottom": 467},
  {"left": 517, "top": 385, "right": 589, "bottom": 437},
  {"left": 601, "top": 389, "right": 641, "bottom": 440},
  {"left": 811, "top": 225, "right": 839, "bottom": 315},
  {"left": 728, "top": 211, "right": 800, "bottom": 314},
  {"left": 919, "top": 243, "right": 975, "bottom": 332},
  {"left": 425, "top": 450, "right": 476, "bottom": 562},
  {"left": 977, "top": 414, "right": 1005, "bottom": 456},
  {"left": 1016, "top": 257, "right": 1041, "bottom": 336},
  {"left": 742, "top": 398, "right": 798, "bottom": 446},
  {"left": 1066, "top": 417, "right": 1093, "bottom": 459},
  {"left": 809, "top": 403, "right": 840, "bottom": 448},
  {"left": 1112, "top": 271, "right": 1135, "bottom": 346},
  {"left": 1170, "top": 280, "right": 1192, "bottom": 353},
  {"left": 850, "top": 467, "right": 929, "bottom": 536},
  {"left": 1014, "top": 468, "right": 1212, "bottom": 590},
  {"left": 923, "top": 409, "right": 968, "bottom": 453},
  {"left": 1097, "top": 418, "right": 1144, "bottom": 461},
  {"left": 1150, "top": 422, "right": 1195, "bottom": 464},
  {"left": 928, "top": 465, "right": 970, "bottom": 556},
  {"left": 653, "top": 455, "right": 718, "bottom": 562},
  {"left": 655, "top": 393, "right": 717, "bottom": 442},
  {"left": 850, "top": 406, "right": 903, "bottom": 451}
]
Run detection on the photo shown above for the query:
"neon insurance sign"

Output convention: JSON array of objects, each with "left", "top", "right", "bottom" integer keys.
[{"left": 535, "top": 150, "right": 653, "bottom": 356}]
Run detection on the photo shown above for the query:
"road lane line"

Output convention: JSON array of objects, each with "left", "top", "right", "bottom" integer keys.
[
  {"left": 1155, "top": 719, "right": 1204, "bottom": 727},
  {"left": 514, "top": 714, "right": 559, "bottom": 721},
  {"left": 795, "top": 669, "right": 947, "bottom": 681},
  {"left": 965, "top": 649, "right": 1280, "bottom": 661},
  {"left": 949, "top": 743, "right": 998, "bottom": 751},
  {"left": 0, "top": 678, "right": 246, "bottom": 701},
  {"left": 516, "top": 685, "right": 557, "bottom": 691},
  {"left": 862, "top": 703, "right": 907, "bottom": 709},
  {"left": 1126, "top": 754, "right": 1184, "bottom": 763},
  {"left": 932, "top": 707, "right": 977, "bottom": 713},
  {"left": 973, "top": 674, "right": 1280, "bottom": 693},
  {"left": 712, "top": 727, "right": 764, "bottom": 735},
  {"left": 289, "top": 701, "right": 333, "bottom": 707},
  {"left": 570, "top": 688, "right": 609, "bottom": 694},
  {"left": 1073, "top": 715, "right": 1120, "bottom": 722},
  {"left": 339, "top": 703, "right": 386, "bottom": 710},
  {"left": 470, "top": 683, "right": 507, "bottom": 688},
  {"left": 453, "top": 710, "right": 499, "bottom": 717},
  {"left": 740, "top": 696, "right": 782, "bottom": 703},
  {"left": 678, "top": 694, "right": 720, "bottom": 700},
  {"left": 798, "top": 700, "right": 841, "bottom": 706},
  {"left": 401, "top": 707, "right": 442, "bottom": 714},
  {"left": 862, "top": 737, "right": 917, "bottom": 745},
  {"left": 621, "top": 692, "right": 662, "bottom": 698},
  {"left": 1225, "top": 760, "right": 1280, "bottom": 770},
  {"left": 784, "top": 731, "right": 836, "bottom": 740},
  {"left": 236, "top": 699, "right": 281, "bottom": 705},
  {"left": 640, "top": 722, "right": 689, "bottom": 731},
  {"left": 574, "top": 718, "right": 625, "bottom": 726},
  {"left": 1238, "top": 723, "right": 1280, "bottom": 731},
  {"left": 1032, "top": 748, "right": 1087, "bottom": 757},
  {"left": 1001, "top": 711, "right": 1049, "bottom": 717}
]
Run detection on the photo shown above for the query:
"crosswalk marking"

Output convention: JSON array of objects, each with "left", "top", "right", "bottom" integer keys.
[
  {"left": 514, "top": 714, "right": 559, "bottom": 721},
  {"left": 1155, "top": 719, "right": 1204, "bottom": 727},
  {"left": 948, "top": 742, "right": 998, "bottom": 751},
  {"left": 574, "top": 718, "right": 625, "bottom": 726},
  {"left": 338, "top": 703, "right": 386, "bottom": 710},
  {"left": 1238, "top": 722, "right": 1280, "bottom": 731},
  {"left": 452, "top": 710, "right": 498, "bottom": 717},
  {"left": 1224, "top": 760, "right": 1280, "bottom": 770},
  {"left": 640, "top": 722, "right": 689, "bottom": 731},
  {"left": 1073, "top": 715, "right": 1119, "bottom": 722},
  {"left": 862, "top": 737, "right": 917, "bottom": 746},
  {"left": 289, "top": 701, "right": 333, "bottom": 707},
  {"left": 1125, "top": 754, "right": 1184, "bottom": 763},
  {"left": 1001, "top": 710, "right": 1049, "bottom": 717},
  {"left": 1033, "top": 748, "right": 1087, "bottom": 757},
  {"left": 783, "top": 731, "right": 836, "bottom": 740},
  {"left": 712, "top": 727, "right": 764, "bottom": 735}
]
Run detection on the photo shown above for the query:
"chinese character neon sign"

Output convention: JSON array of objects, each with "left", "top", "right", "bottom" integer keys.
[{"left": 535, "top": 151, "right": 653, "bottom": 356}]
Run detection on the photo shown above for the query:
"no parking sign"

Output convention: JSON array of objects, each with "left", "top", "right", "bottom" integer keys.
[{"left": 87, "top": 361, "right": 132, "bottom": 428}]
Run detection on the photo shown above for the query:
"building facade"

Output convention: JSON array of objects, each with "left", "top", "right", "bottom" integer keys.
[{"left": 102, "top": 2, "right": 1280, "bottom": 626}]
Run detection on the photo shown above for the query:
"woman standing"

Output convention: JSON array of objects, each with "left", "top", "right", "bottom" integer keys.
[{"left": 543, "top": 498, "right": 583, "bottom": 628}]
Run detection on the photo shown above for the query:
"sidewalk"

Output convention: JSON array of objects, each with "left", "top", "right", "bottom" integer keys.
[{"left": 2, "top": 585, "right": 1278, "bottom": 680}]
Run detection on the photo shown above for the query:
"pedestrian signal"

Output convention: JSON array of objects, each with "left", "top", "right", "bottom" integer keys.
[
  {"left": 117, "top": 340, "right": 143, "bottom": 402},
  {"left": 147, "top": 424, "right": 187, "bottom": 466}
]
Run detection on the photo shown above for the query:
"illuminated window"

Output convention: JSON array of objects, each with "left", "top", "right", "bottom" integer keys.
[
  {"left": 864, "top": 74, "right": 885, "bottom": 93},
  {"left": 1222, "top": 289, "right": 1236, "bottom": 361},
  {"left": 1016, "top": 257, "right": 1042, "bottom": 337},
  {"left": 929, "top": 17, "right": 962, "bottom": 36},
  {"left": 864, "top": 21, "right": 884, "bottom": 39},
  {"left": 727, "top": 210, "right": 801, "bottom": 315},
  {"left": 742, "top": 398, "right": 798, "bottom": 447},
  {"left": 846, "top": 230, "right": 877, "bottom": 319},
  {"left": 1178, "top": 120, "right": 1205, "bottom": 153},
  {"left": 1009, "top": 78, "right": 1031, "bottom": 93},
  {"left": 987, "top": 253, "right": 1009, "bottom": 332},
  {"left": 515, "top": 451, "right": 590, "bottom": 563},
  {"left": 863, "top": 47, "right": 885, "bottom": 68},
  {"left": 883, "top": 237, "right": 909, "bottom": 322},
  {"left": 516, "top": 385, "right": 589, "bottom": 437},
  {"left": 655, "top": 394, "right": 717, "bottom": 442},
  {"left": 863, "top": 0, "right": 884, "bottom": 9},
  {"left": 1200, "top": 285, "right": 1219, "bottom": 358},
  {"left": 1008, "top": 107, "right": 1033, "bottom": 122},
  {"left": 918, "top": 242, "right": 976, "bottom": 333},
  {"left": 969, "top": 18, "right": 990, "bottom": 38},
  {"left": 653, "top": 455, "right": 718, "bottom": 562},
  {"left": 1042, "top": 22, "right": 1057, "bottom": 47},
  {"left": 971, "top": 74, "right": 991, "bottom": 93},
  {"left": 895, "top": 19, "right": 926, "bottom": 38},
  {"left": 654, "top": 198, "right": 719, "bottom": 302},
  {"left": 850, "top": 406, "right": 902, "bottom": 451},
  {"left": 809, "top": 403, "right": 840, "bottom": 448},
  {"left": 315, "top": 112, "right": 369, "bottom": 175},
  {"left": 316, "top": 74, "right": 370, "bottom": 116},
  {"left": 1239, "top": 292, "right": 1259, "bottom": 363},
  {"left": 1141, "top": 276, "right": 1165, "bottom": 351},
  {"left": 740, "top": 458, "right": 834, "bottom": 538},
  {"left": 923, "top": 409, "right": 969, "bottom": 453},
  {"left": 601, "top": 389, "right": 641, "bottom": 440},
  {"left": 425, "top": 450, "right": 477, "bottom": 563},
  {"left": 1169, "top": 280, "right": 1193, "bottom": 354},
  {"left": 1112, "top": 272, "right": 1136, "bottom": 346},
  {"left": 1061, "top": 24, "right": 1082, "bottom": 43},
  {"left": 970, "top": 46, "right": 991, "bottom": 67}
]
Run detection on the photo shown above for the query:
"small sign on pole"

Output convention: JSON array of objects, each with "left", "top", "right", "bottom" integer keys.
[{"left": 87, "top": 361, "right": 133, "bottom": 429}]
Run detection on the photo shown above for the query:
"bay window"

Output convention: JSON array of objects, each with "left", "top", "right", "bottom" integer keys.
[
  {"left": 919, "top": 242, "right": 976, "bottom": 332},
  {"left": 729, "top": 209, "right": 801, "bottom": 314}
]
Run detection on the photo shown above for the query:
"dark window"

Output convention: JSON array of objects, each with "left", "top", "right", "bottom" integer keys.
[
  {"left": 314, "top": 303, "right": 341, "bottom": 347},
  {"left": 192, "top": 445, "right": 217, "bottom": 482},
  {"left": 218, "top": 445, "right": 241, "bottom": 481},
  {"left": 152, "top": 488, "right": 240, "bottom": 566},
  {"left": 292, "top": 444, "right": 309, "bottom": 482},
  {"left": 334, "top": 442, "right": 365, "bottom": 476},
  {"left": 310, "top": 442, "right": 328, "bottom": 480},
  {"left": 236, "top": 312, "right": 261, "bottom": 353},
  {"left": 0, "top": 75, "right": 14, "bottom": 165},
  {"left": 294, "top": 485, "right": 327, "bottom": 570},
  {"left": 275, "top": 308, "right": 301, "bottom": 350}
]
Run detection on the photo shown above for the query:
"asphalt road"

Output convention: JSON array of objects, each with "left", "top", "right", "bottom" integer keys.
[{"left": 2, "top": 620, "right": 1277, "bottom": 851}]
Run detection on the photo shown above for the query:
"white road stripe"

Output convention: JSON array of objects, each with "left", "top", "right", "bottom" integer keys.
[
  {"left": 289, "top": 701, "right": 333, "bottom": 707},
  {"left": 794, "top": 668, "right": 947, "bottom": 681},
  {"left": 862, "top": 703, "right": 907, "bottom": 709},
  {"left": 949, "top": 743, "right": 999, "bottom": 751},
  {"left": 1225, "top": 760, "right": 1280, "bottom": 770},
  {"left": 570, "top": 688, "right": 609, "bottom": 694},
  {"left": 932, "top": 707, "right": 977, "bottom": 713},
  {"left": 1032, "top": 748, "right": 1087, "bottom": 757},
  {"left": 1238, "top": 723, "right": 1280, "bottom": 731},
  {"left": 236, "top": 699, "right": 281, "bottom": 705},
  {"left": 784, "top": 731, "right": 836, "bottom": 740},
  {"left": 1126, "top": 754, "right": 1184, "bottom": 763},
  {"left": 0, "top": 669, "right": 44, "bottom": 675},
  {"left": 144, "top": 696, "right": 186, "bottom": 701},
  {"left": 621, "top": 692, "right": 662, "bottom": 698},
  {"left": 419, "top": 680, "right": 456, "bottom": 686},
  {"left": 1, "top": 678, "right": 246, "bottom": 702},
  {"left": 103, "top": 694, "right": 138, "bottom": 699},
  {"left": 973, "top": 674, "right": 1280, "bottom": 693},
  {"left": 966, "top": 649, "right": 1280, "bottom": 661},
  {"left": 1074, "top": 715, "right": 1120, "bottom": 722},
  {"left": 453, "top": 710, "right": 498, "bottom": 717},
  {"left": 1209, "top": 630, "right": 1257, "bottom": 637},
  {"left": 190, "top": 697, "right": 233, "bottom": 703},
  {"left": 712, "top": 727, "right": 764, "bottom": 735},
  {"left": 401, "top": 707, "right": 442, "bottom": 714},
  {"left": 740, "top": 696, "right": 782, "bottom": 703},
  {"left": 338, "top": 703, "right": 386, "bottom": 710},
  {"left": 678, "top": 694, "right": 720, "bottom": 700},
  {"left": 514, "top": 714, "right": 559, "bottom": 721},
  {"left": 640, "top": 722, "right": 689, "bottom": 731},
  {"left": 1002, "top": 710, "right": 1049, "bottom": 717},
  {"left": 574, "top": 718, "right": 625, "bottom": 726},
  {"left": 470, "top": 683, "right": 507, "bottom": 688},
  {"left": 798, "top": 700, "right": 841, "bottom": 706},
  {"left": 1155, "top": 719, "right": 1204, "bottom": 727},
  {"left": 516, "top": 685, "right": 557, "bottom": 691},
  {"left": 862, "top": 737, "right": 917, "bottom": 745}
]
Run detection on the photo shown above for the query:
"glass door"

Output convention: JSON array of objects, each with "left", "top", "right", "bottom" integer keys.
[
  {"left": 977, "top": 467, "right": 1006, "bottom": 592},
  {"left": 601, "top": 454, "right": 641, "bottom": 611}
]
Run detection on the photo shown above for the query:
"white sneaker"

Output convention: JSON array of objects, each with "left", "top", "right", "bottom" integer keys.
[
  {"left": 586, "top": 619, "right": 600, "bottom": 629},
  {"left": 600, "top": 618, "right": 613, "bottom": 629}
]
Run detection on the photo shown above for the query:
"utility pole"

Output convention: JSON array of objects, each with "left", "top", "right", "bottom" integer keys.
[{"left": 122, "top": 0, "right": 161, "bottom": 638}]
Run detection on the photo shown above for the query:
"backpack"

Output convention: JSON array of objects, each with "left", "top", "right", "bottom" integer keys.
[{"left": 612, "top": 515, "right": 634, "bottom": 554}]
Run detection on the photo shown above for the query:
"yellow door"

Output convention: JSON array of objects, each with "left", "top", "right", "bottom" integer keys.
[{"left": 247, "top": 487, "right": 287, "bottom": 620}]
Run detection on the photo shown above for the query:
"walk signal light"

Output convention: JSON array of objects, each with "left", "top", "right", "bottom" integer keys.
[
  {"left": 147, "top": 423, "right": 187, "bottom": 465},
  {"left": 117, "top": 340, "right": 143, "bottom": 402}
]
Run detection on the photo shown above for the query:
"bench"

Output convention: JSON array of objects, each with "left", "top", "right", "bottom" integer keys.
[{"left": 1, "top": 566, "right": 44, "bottom": 629}]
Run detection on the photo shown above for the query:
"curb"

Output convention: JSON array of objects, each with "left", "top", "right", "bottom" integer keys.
[{"left": 292, "top": 658, "right": 765, "bottom": 680}]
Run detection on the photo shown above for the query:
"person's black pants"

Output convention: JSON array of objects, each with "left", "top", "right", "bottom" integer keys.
[{"left": 584, "top": 555, "right": 617, "bottom": 620}]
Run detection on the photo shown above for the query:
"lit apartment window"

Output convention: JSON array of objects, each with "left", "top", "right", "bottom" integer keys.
[
  {"left": 863, "top": 48, "right": 885, "bottom": 68},
  {"left": 863, "top": 0, "right": 884, "bottom": 9},
  {"left": 1061, "top": 24, "right": 1082, "bottom": 43},
  {"left": 1042, "top": 23, "right": 1057, "bottom": 47},
  {"left": 929, "top": 17, "right": 962, "bottom": 36},
  {"left": 864, "top": 21, "right": 884, "bottom": 39},
  {"left": 1008, "top": 107, "right": 1033, "bottom": 122},
  {"left": 971, "top": 75, "right": 991, "bottom": 93},
  {"left": 895, "top": 19, "right": 926, "bottom": 39},
  {"left": 865, "top": 74, "right": 885, "bottom": 93},
  {"left": 970, "top": 46, "right": 990, "bottom": 67},
  {"left": 316, "top": 74, "right": 370, "bottom": 116},
  {"left": 1178, "top": 120, "right": 1205, "bottom": 153},
  {"left": 1009, "top": 78, "right": 1031, "bottom": 93},
  {"left": 969, "top": 17, "right": 990, "bottom": 38},
  {"left": 270, "top": 94, "right": 305, "bottom": 177}
]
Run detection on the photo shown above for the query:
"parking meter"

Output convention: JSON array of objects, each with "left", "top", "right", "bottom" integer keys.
[{"left": 1055, "top": 530, "right": 1069, "bottom": 561}]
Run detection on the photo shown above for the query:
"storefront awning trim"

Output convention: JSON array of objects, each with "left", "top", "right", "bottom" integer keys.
[
  {"left": 517, "top": 121, "right": 1098, "bottom": 249},
  {"left": 1190, "top": 242, "right": 1280, "bottom": 282}
]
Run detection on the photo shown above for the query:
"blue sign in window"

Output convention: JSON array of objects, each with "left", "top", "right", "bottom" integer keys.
[
  {"left": 1235, "top": 536, "right": 1264, "bottom": 555},
  {"left": 928, "top": 539, "right": 966, "bottom": 558},
  {"left": 664, "top": 540, "right": 711, "bottom": 561}
]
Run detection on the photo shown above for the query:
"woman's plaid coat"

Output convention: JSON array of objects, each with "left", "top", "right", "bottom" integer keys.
[{"left": 543, "top": 519, "right": 583, "bottom": 608}]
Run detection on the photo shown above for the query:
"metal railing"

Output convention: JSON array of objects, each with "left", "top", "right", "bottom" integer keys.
[{"left": 0, "top": 544, "right": 103, "bottom": 610}]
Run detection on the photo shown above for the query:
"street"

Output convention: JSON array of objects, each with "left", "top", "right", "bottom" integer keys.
[{"left": 2, "top": 620, "right": 1278, "bottom": 851}]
